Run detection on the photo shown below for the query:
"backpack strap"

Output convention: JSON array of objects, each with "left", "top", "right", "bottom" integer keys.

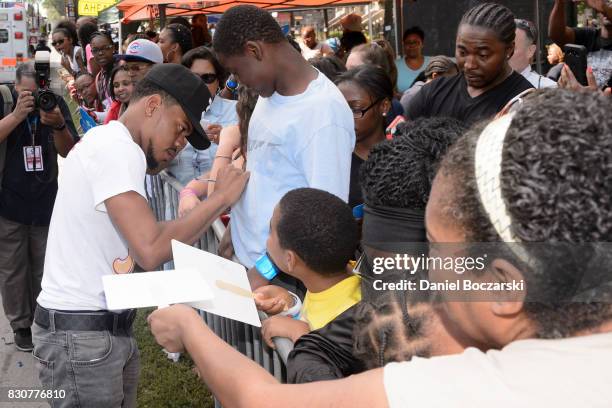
[
  {"left": 0, "top": 84, "right": 13, "bottom": 119},
  {"left": 0, "top": 84, "right": 14, "bottom": 191}
]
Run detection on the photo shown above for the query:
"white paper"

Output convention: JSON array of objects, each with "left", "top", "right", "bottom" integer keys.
[
  {"left": 172, "top": 240, "right": 262, "bottom": 327},
  {"left": 102, "top": 268, "right": 213, "bottom": 310}
]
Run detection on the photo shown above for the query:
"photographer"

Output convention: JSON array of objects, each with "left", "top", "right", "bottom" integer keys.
[{"left": 0, "top": 62, "right": 78, "bottom": 352}]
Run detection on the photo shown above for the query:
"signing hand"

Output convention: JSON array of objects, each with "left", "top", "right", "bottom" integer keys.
[
  {"left": 253, "top": 285, "right": 294, "bottom": 315},
  {"left": 12, "top": 91, "right": 35, "bottom": 122},
  {"left": 212, "top": 164, "right": 249, "bottom": 205}
]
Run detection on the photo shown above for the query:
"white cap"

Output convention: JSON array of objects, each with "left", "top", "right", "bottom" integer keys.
[{"left": 115, "top": 39, "right": 163, "bottom": 64}]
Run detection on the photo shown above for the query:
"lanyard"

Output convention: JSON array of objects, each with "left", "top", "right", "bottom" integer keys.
[{"left": 26, "top": 116, "right": 38, "bottom": 147}]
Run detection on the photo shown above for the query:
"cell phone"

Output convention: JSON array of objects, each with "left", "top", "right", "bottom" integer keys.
[{"left": 563, "top": 44, "right": 588, "bottom": 86}]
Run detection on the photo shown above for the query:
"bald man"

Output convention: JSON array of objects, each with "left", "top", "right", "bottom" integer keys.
[{"left": 299, "top": 26, "right": 333, "bottom": 59}]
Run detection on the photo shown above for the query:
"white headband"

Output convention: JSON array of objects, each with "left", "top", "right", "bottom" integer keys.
[{"left": 474, "top": 113, "right": 519, "bottom": 243}]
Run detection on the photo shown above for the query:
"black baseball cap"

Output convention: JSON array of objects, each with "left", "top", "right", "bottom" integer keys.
[{"left": 144, "top": 63, "right": 212, "bottom": 149}]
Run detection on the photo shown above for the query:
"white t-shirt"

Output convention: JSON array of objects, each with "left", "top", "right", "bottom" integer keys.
[
  {"left": 231, "top": 71, "right": 355, "bottom": 268},
  {"left": 300, "top": 41, "right": 333, "bottom": 60},
  {"left": 520, "top": 67, "right": 557, "bottom": 89},
  {"left": 38, "top": 121, "right": 147, "bottom": 311},
  {"left": 384, "top": 332, "right": 612, "bottom": 407}
]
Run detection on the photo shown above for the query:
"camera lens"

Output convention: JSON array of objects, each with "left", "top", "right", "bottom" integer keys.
[{"left": 38, "top": 90, "right": 57, "bottom": 112}]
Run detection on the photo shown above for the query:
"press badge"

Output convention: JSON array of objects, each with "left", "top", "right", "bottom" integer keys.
[{"left": 23, "top": 146, "right": 44, "bottom": 172}]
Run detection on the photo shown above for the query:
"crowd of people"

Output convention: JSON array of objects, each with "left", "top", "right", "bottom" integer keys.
[{"left": 0, "top": 1, "right": 611, "bottom": 407}]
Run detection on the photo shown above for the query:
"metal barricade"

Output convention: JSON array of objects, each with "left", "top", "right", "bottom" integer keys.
[{"left": 145, "top": 171, "right": 292, "bottom": 387}]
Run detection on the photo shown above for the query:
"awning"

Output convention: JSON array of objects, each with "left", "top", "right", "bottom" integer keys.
[{"left": 118, "top": 0, "right": 372, "bottom": 23}]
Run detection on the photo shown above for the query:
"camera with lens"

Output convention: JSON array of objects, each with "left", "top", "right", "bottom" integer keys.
[{"left": 33, "top": 51, "right": 57, "bottom": 112}]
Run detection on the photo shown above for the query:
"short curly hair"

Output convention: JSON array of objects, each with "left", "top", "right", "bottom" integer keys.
[
  {"left": 437, "top": 89, "right": 612, "bottom": 338},
  {"left": 276, "top": 188, "right": 359, "bottom": 275},
  {"left": 213, "top": 5, "right": 286, "bottom": 56},
  {"left": 360, "top": 117, "right": 465, "bottom": 210}
]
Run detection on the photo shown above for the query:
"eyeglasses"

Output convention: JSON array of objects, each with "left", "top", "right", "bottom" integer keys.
[
  {"left": 91, "top": 44, "right": 114, "bottom": 54},
  {"left": 51, "top": 39, "right": 65, "bottom": 47},
  {"left": 199, "top": 73, "right": 218, "bottom": 84},
  {"left": 351, "top": 98, "right": 382, "bottom": 119}
]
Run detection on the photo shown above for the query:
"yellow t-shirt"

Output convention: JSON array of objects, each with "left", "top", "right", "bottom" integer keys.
[{"left": 300, "top": 275, "right": 362, "bottom": 330}]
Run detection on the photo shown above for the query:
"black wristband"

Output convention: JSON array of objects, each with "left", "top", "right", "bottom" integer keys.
[{"left": 53, "top": 122, "right": 66, "bottom": 131}]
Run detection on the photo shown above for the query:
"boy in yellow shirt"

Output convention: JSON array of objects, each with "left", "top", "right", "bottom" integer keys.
[{"left": 253, "top": 188, "right": 360, "bottom": 347}]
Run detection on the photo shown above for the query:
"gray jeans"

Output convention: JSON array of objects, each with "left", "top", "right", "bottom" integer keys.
[
  {"left": 32, "top": 322, "right": 140, "bottom": 408},
  {"left": 0, "top": 216, "right": 48, "bottom": 330}
]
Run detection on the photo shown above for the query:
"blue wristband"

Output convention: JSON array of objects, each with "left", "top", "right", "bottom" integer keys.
[{"left": 255, "top": 253, "right": 278, "bottom": 280}]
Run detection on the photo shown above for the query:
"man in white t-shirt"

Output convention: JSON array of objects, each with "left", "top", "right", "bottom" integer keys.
[
  {"left": 510, "top": 19, "right": 558, "bottom": 89},
  {"left": 212, "top": 6, "right": 355, "bottom": 290},
  {"left": 299, "top": 26, "right": 334, "bottom": 60},
  {"left": 32, "top": 63, "right": 249, "bottom": 407}
]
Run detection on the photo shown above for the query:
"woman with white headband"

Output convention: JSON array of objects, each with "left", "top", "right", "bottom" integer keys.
[{"left": 148, "top": 88, "right": 612, "bottom": 408}]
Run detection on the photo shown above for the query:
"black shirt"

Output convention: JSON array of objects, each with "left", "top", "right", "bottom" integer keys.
[
  {"left": 287, "top": 305, "right": 364, "bottom": 383},
  {"left": 0, "top": 91, "right": 78, "bottom": 226},
  {"left": 405, "top": 72, "right": 533, "bottom": 126},
  {"left": 348, "top": 153, "right": 364, "bottom": 209}
]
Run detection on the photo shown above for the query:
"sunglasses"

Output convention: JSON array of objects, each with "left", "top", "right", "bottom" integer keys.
[
  {"left": 51, "top": 39, "right": 65, "bottom": 47},
  {"left": 199, "top": 73, "right": 218, "bottom": 84}
]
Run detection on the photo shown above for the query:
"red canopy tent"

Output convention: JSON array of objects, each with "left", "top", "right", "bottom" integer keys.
[{"left": 118, "top": 0, "right": 373, "bottom": 23}]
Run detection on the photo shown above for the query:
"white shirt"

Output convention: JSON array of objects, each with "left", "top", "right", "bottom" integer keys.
[
  {"left": 384, "top": 332, "right": 612, "bottom": 407},
  {"left": 38, "top": 121, "right": 147, "bottom": 310},
  {"left": 300, "top": 41, "right": 333, "bottom": 60},
  {"left": 231, "top": 71, "right": 355, "bottom": 268},
  {"left": 520, "top": 66, "right": 558, "bottom": 89}
]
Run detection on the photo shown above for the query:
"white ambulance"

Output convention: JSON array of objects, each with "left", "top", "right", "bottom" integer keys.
[{"left": 0, "top": 2, "right": 31, "bottom": 84}]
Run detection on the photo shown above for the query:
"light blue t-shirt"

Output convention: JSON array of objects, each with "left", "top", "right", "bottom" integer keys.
[
  {"left": 231, "top": 71, "right": 355, "bottom": 268},
  {"left": 396, "top": 56, "right": 431, "bottom": 93},
  {"left": 168, "top": 96, "right": 238, "bottom": 186}
]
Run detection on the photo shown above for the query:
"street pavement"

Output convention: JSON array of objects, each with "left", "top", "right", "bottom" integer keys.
[{"left": 0, "top": 293, "right": 48, "bottom": 408}]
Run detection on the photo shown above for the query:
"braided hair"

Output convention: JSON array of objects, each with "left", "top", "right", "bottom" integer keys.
[
  {"left": 353, "top": 292, "right": 434, "bottom": 369},
  {"left": 460, "top": 2, "right": 516, "bottom": 45}
]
